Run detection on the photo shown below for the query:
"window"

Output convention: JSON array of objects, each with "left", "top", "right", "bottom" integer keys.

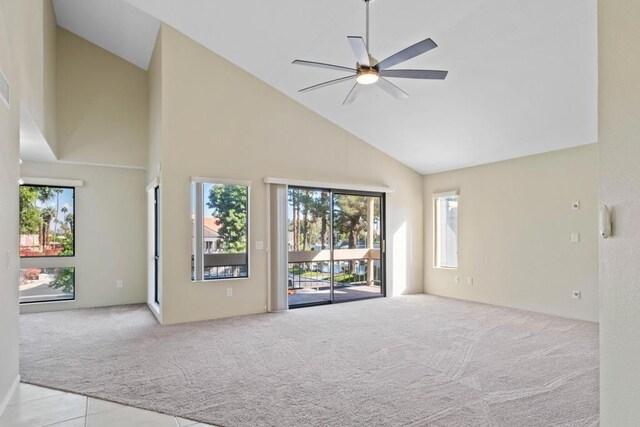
[
  {"left": 191, "top": 179, "right": 249, "bottom": 281},
  {"left": 19, "top": 267, "right": 75, "bottom": 304},
  {"left": 19, "top": 185, "right": 75, "bottom": 257},
  {"left": 434, "top": 193, "right": 458, "bottom": 269}
]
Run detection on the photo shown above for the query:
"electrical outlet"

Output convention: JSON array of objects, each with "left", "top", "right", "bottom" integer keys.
[
  {"left": 467, "top": 277, "right": 474, "bottom": 285},
  {"left": 116, "top": 280, "right": 123, "bottom": 288},
  {"left": 572, "top": 290, "right": 581, "bottom": 300},
  {"left": 226, "top": 288, "right": 233, "bottom": 297},
  {"left": 454, "top": 276, "right": 460, "bottom": 284}
]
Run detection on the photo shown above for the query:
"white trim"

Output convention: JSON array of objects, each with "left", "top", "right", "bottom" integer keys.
[
  {"left": 0, "top": 67, "right": 10, "bottom": 108},
  {"left": 265, "top": 182, "right": 271, "bottom": 312},
  {"left": 433, "top": 192, "right": 459, "bottom": 269},
  {"left": 21, "top": 177, "right": 84, "bottom": 187},
  {"left": 147, "top": 302, "right": 161, "bottom": 323},
  {"left": 147, "top": 183, "right": 161, "bottom": 318},
  {"left": 191, "top": 176, "right": 251, "bottom": 187},
  {"left": 432, "top": 190, "right": 459, "bottom": 198},
  {"left": 263, "top": 177, "right": 393, "bottom": 194},
  {"left": 191, "top": 178, "right": 251, "bottom": 282},
  {"left": 55, "top": 160, "right": 146, "bottom": 171},
  {"left": 146, "top": 177, "right": 159, "bottom": 192},
  {"left": 0, "top": 375, "right": 20, "bottom": 416}
]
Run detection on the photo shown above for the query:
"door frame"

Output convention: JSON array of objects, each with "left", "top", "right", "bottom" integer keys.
[
  {"left": 146, "top": 179, "right": 161, "bottom": 321},
  {"left": 287, "top": 186, "right": 386, "bottom": 309}
]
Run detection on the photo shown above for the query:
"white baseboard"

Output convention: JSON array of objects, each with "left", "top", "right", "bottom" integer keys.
[{"left": 0, "top": 375, "right": 20, "bottom": 416}]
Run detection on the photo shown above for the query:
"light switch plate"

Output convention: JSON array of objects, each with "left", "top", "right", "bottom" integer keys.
[
  {"left": 571, "top": 232, "right": 581, "bottom": 243},
  {"left": 255, "top": 241, "right": 264, "bottom": 250}
]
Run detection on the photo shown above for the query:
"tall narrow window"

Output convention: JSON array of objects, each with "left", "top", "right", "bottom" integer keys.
[
  {"left": 434, "top": 193, "right": 458, "bottom": 269},
  {"left": 191, "top": 179, "right": 249, "bottom": 281}
]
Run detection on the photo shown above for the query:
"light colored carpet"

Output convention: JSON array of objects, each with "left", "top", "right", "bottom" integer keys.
[{"left": 19, "top": 295, "right": 599, "bottom": 427}]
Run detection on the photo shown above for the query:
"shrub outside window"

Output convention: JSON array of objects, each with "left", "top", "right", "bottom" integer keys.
[{"left": 19, "top": 267, "right": 75, "bottom": 304}]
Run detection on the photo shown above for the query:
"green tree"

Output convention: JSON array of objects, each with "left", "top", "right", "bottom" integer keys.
[
  {"left": 52, "top": 188, "right": 63, "bottom": 237},
  {"left": 207, "top": 185, "right": 247, "bottom": 253},
  {"left": 41, "top": 206, "right": 57, "bottom": 250},
  {"left": 19, "top": 186, "right": 41, "bottom": 235},
  {"left": 36, "top": 187, "right": 55, "bottom": 251},
  {"left": 334, "top": 195, "right": 368, "bottom": 249},
  {"left": 60, "top": 206, "right": 69, "bottom": 232},
  {"left": 49, "top": 267, "right": 74, "bottom": 294},
  {"left": 59, "top": 210, "right": 74, "bottom": 255}
]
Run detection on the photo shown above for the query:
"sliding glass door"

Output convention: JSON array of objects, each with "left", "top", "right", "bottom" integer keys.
[
  {"left": 287, "top": 187, "right": 385, "bottom": 308},
  {"left": 332, "top": 192, "right": 383, "bottom": 302}
]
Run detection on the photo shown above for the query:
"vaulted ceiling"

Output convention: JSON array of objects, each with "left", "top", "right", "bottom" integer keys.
[{"left": 53, "top": 0, "right": 597, "bottom": 174}]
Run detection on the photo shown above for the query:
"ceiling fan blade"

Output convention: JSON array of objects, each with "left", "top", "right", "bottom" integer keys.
[
  {"left": 347, "top": 36, "right": 370, "bottom": 67},
  {"left": 299, "top": 75, "right": 356, "bottom": 93},
  {"left": 380, "top": 69, "right": 448, "bottom": 80},
  {"left": 377, "top": 38, "right": 438, "bottom": 70},
  {"left": 342, "top": 84, "right": 362, "bottom": 106},
  {"left": 377, "top": 78, "right": 409, "bottom": 99},
  {"left": 292, "top": 60, "right": 355, "bottom": 73}
]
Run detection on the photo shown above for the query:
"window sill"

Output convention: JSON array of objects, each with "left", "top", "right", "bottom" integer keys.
[
  {"left": 19, "top": 298, "right": 75, "bottom": 305},
  {"left": 433, "top": 266, "right": 458, "bottom": 271},
  {"left": 191, "top": 276, "right": 250, "bottom": 284}
]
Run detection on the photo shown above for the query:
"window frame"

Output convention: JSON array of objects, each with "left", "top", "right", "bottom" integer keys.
[
  {"left": 191, "top": 177, "right": 251, "bottom": 282},
  {"left": 19, "top": 267, "right": 76, "bottom": 304},
  {"left": 19, "top": 183, "right": 76, "bottom": 259},
  {"left": 433, "top": 191, "right": 459, "bottom": 270}
]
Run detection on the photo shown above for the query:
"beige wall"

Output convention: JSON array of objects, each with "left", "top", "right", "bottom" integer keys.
[
  {"left": 15, "top": 0, "right": 57, "bottom": 154},
  {"left": 42, "top": 0, "right": 56, "bottom": 152},
  {"left": 56, "top": 28, "right": 148, "bottom": 168},
  {"left": 0, "top": 0, "right": 22, "bottom": 411},
  {"left": 424, "top": 145, "right": 599, "bottom": 322},
  {"left": 599, "top": 0, "right": 640, "bottom": 424},
  {"left": 153, "top": 24, "right": 424, "bottom": 324},
  {"left": 19, "top": 162, "right": 147, "bottom": 313},
  {"left": 147, "top": 31, "right": 163, "bottom": 184}
]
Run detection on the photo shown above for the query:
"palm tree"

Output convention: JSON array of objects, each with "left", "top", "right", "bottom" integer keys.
[
  {"left": 52, "top": 188, "right": 63, "bottom": 238},
  {"left": 60, "top": 205, "right": 69, "bottom": 233},
  {"left": 37, "top": 187, "right": 54, "bottom": 251},
  {"left": 41, "top": 206, "right": 57, "bottom": 251}
]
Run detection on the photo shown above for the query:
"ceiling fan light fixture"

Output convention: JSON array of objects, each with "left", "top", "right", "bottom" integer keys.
[
  {"left": 293, "top": 0, "right": 448, "bottom": 104},
  {"left": 356, "top": 69, "right": 379, "bottom": 85}
]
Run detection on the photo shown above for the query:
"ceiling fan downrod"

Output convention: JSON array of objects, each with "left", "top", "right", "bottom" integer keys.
[{"left": 364, "top": 0, "right": 372, "bottom": 50}]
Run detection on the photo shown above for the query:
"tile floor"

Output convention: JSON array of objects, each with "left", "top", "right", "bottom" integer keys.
[{"left": 0, "top": 383, "right": 216, "bottom": 427}]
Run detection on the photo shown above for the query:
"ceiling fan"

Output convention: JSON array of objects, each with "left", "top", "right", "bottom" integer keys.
[{"left": 293, "top": 0, "right": 448, "bottom": 106}]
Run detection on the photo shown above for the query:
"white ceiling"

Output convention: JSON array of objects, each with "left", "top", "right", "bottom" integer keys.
[
  {"left": 53, "top": 0, "right": 159, "bottom": 69},
  {"left": 53, "top": 0, "right": 597, "bottom": 174}
]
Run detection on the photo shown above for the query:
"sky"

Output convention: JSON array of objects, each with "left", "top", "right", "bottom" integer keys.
[{"left": 33, "top": 187, "right": 74, "bottom": 223}]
